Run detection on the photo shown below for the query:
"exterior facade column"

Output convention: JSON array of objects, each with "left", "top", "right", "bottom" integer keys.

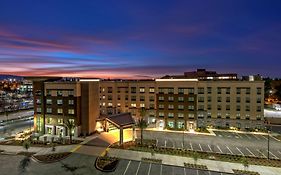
[
  {"left": 119, "top": 127, "right": 123, "bottom": 145},
  {"left": 133, "top": 125, "right": 136, "bottom": 141}
]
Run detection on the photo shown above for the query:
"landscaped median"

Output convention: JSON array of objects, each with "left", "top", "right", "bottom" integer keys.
[{"left": 32, "top": 152, "right": 71, "bottom": 163}]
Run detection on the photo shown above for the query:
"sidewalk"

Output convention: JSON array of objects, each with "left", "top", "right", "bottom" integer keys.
[
  {"left": 108, "top": 148, "right": 281, "bottom": 175},
  {"left": 144, "top": 128, "right": 216, "bottom": 136}
]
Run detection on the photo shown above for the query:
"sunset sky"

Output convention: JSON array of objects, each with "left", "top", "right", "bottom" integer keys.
[{"left": 0, "top": 0, "right": 281, "bottom": 79}]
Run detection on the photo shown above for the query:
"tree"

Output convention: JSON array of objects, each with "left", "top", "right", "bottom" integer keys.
[
  {"left": 64, "top": 120, "right": 76, "bottom": 144},
  {"left": 136, "top": 118, "right": 148, "bottom": 146},
  {"left": 22, "top": 140, "right": 31, "bottom": 152},
  {"left": 241, "top": 156, "right": 249, "bottom": 171},
  {"left": 18, "top": 156, "right": 31, "bottom": 175},
  {"left": 274, "top": 84, "right": 281, "bottom": 101},
  {"left": 192, "top": 151, "right": 199, "bottom": 165}
]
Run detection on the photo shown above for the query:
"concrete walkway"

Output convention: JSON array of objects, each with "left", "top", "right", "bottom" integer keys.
[{"left": 108, "top": 148, "right": 281, "bottom": 175}]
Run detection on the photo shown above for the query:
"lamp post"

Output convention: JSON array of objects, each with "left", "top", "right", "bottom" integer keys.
[{"left": 267, "top": 129, "right": 270, "bottom": 159}]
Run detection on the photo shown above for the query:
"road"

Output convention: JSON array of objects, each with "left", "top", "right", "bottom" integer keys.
[
  {"left": 138, "top": 130, "right": 281, "bottom": 160},
  {"left": 0, "top": 110, "right": 34, "bottom": 122},
  {"left": 0, "top": 118, "right": 33, "bottom": 140}
]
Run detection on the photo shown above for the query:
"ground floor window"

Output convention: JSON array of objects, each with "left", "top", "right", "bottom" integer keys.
[
  {"left": 178, "top": 121, "right": 184, "bottom": 129},
  {"left": 47, "top": 127, "right": 52, "bottom": 134},
  {"left": 167, "top": 121, "right": 174, "bottom": 128}
]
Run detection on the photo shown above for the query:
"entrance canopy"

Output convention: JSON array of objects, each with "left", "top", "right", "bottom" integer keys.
[{"left": 106, "top": 113, "right": 135, "bottom": 129}]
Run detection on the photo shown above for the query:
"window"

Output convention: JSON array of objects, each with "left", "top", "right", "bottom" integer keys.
[
  {"left": 257, "top": 87, "right": 262, "bottom": 95},
  {"left": 149, "top": 96, "right": 154, "bottom": 101},
  {"left": 117, "top": 87, "right": 121, "bottom": 93},
  {"left": 46, "top": 99, "right": 52, "bottom": 105},
  {"left": 140, "top": 96, "right": 145, "bottom": 101},
  {"left": 226, "top": 113, "right": 230, "bottom": 119},
  {"left": 168, "top": 113, "right": 174, "bottom": 118},
  {"left": 57, "top": 108, "right": 63, "bottom": 114},
  {"left": 140, "top": 103, "right": 145, "bottom": 108},
  {"left": 257, "top": 97, "right": 261, "bottom": 103},
  {"left": 36, "top": 99, "right": 41, "bottom": 104},
  {"left": 217, "top": 113, "right": 221, "bottom": 118},
  {"left": 246, "top": 105, "right": 250, "bottom": 111},
  {"left": 226, "top": 97, "right": 230, "bottom": 102},
  {"left": 131, "top": 103, "right": 137, "bottom": 107},
  {"left": 198, "top": 113, "right": 204, "bottom": 118},
  {"left": 188, "top": 88, "right": 194, "bottom": 94},
  {"left": 46, "top": 118, "right": 52, "bottom": 124},
  {"left": 57, "top": 90, "right": 63, "bottom": 96},
  {"left": 167, "top": 121, "right": 174, "bottom": 128},
  {"left": 188, "top": 113, "right": 195, "bottom": 119},
  {"left": 236, "top": 113, "right": 241, "bottom": 119},
  {"left": 168, "top": 96, "right": 174, "bottom": 101},
  {"left": 46, "top": 108, "right": 52, "bottom": 113},
  {"left": 236, "top": 97, "right": 241, "bottom": 103},
  {"left": 178, "top": 105, "right": 184, "bottom": 110},
  {"left": 158, "top": 104, "right": 164, "bottom": 109},
  {"left": 68, "top": 109, "right": 75, "bottom": 115},
  {"left": 108, "top": 102, "right": 112, "bottom": 107},
  {"left": 131, "top": 87, "right": 136, "bottom": 93},
  {"left": 217, "top": 105, "right": 221, "bottom": 110},
  {"left": 198, "top": 96, "right": 204, "bottom": 102},
  {"left": 236, "top": 88, "right": 241, "bottom": 94},
  {"left": 198, "top": 87, "right": 204, "bottom": 94},
  {"left": 58, "top": 118, "right": 63, "bottom": 124},
  {"left": 246, "top": 97, "right": 250, "bottom": 103},
  {"left": 198, "top": 105, "right": 204, "bottom": 111},
  {"left": 217, "top": 96, "right": 222, "bottom": 102},
  {"left": 108, "top": 87, "right": 113, "bottom": 93},
  {"left": 257, "top": 106, "right": 261, "bottom": 112},
  {"left": 168, "top": 104, "right": 174, "bottom": 110},
  {"left": 36, "top": 107, "right": 42, "bottom": 113},
  {"left": 207, "top": 96, "right": 211, "bottom": 102},
  {"left": 207, "top": 112, "right": 211, "bottom": 118},
  {"left": 178, "top": 121, "right": 184, "bottom": 129},
  {"left": 159, "top": 88, "right": 165, "bottom": 94},
  {"left": 178, "top": 113, "right": 184, "bottom": 118},
  {"left": 207, "top": 104, "right": 211, "bottom": 110},
  {"left": 236, "top": 105, "right": 240, "bottom": 111},
  {"left": 108, "top": 95, "right": 112, "bottom": 100},
  {"left": 149, "top": 103, "right": 154, "bottom": 109},
  {"left": 217, "top": 87, "right": 222, "bottom": 94},
  {"left": 46, "top": 90, "right": 51, "bottom": 96},
  {"left": 159, "top": 112, "right": 164, "bottom": 117},
  {"left": 178, "top": 88, "right": 184, "bottom": 94},
  {"left": 188, "top": 97, "right": 194, "bottom": 102},
  {"left": 139, "top": 87, "right": 145, "bottom": 93},
  {"left": 207, "top": 87, "right": 212, "bottom": 94},
  {"left": 131, "top": 96, "right": 136, "bottom": 101},
  {"left": 246, "top": 114, "right": 250, "bottom": 120},
  {"left": 57, "top": 99, "right": 63, "bottom": 105},
  {"left": 246, "top": 88, "right": 251, "bottom": 94},
  {"left": 68, "top": 90, "right": 74, "bottom": 96},
  {"left": 158, "top": 96, "right": 164, "bottom": 101},
  {"left": 178, "top": 96, "right": 184, "bottom": 102},
  {"left": 226, "top": 88, "right": 230, "bottom": 94},
  {"left": 188, "top": 105, "right": 194, "bottom": 110},
  {"left": 117, "top": 103, "right": 121, "bottom": 107},
  {"left": 226, "top": 105, "right": 230, "bottom": 110},
  {"left": 168, "top": 88, "right": 174, "bottom": 94},
  {"left": 149, "top": 87, "right": 155, "bottom": 93}
]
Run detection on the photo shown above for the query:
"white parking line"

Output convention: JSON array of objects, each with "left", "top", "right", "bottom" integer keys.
[
  {"left": 190, "top": 142, "right": 193, "bottom": 150},
  {"left": 164, "top": 140, "right": 167, "bottom": 147},
  {"left": 261, "top": 135, "right": 268, "bottom": 140},
  {"left": 268, "top": 151, "right": 279, "bottom": 159},
  {"left": 252, "top": 134, "right": 260, "bottom": 140},
  {"left": 236, "top": 133, "right": 242, "bottom": 138},
  {"left": 246, "top": 147, "right": 255, "bottom": 157},
  {"left": 244, "top": 134, "right": 251, "bottom": 139},
  {"left": 236, "top": 147, "right": 244, "bottom": 156},
  {"left": 208, "top": 144, "right": 212, "bottom": 152},
  {"left": 217, "top": 145, "right": 223, "bottom": 153},
  {"left": 156, "top": 139, "right": 158, "bottom": 147},
  {"left": 136, "top": 162, "right": 141, "bottom": 175},
  {"left": 198, "top": 143, "right": 203, "bottom": 151},
  {"left": 184, "top": 167, "right": 186, "bottom": 175},
  {"left": 181, "top": 142, "right": 184, "bottom": 149},
  {"left": 226, "top": 146, "right": 233, "bottom": 154},
  {"left": 148, "top": 163, "right": 151, "bottom": 175},
  {"left": 123, "top": 160, "right": 131, "bottom": 175},
  {"left": 278, "top": 151, "right": 281, "bottom": 155},
  {"left": 160, "top": 164, "right": 163, "bottom": 175},
  {"left": 256, "top": 149, "right": 266, "bottom": 158},
  {"left": 172, "top": 140, "right": 175, "bottom": 148}
]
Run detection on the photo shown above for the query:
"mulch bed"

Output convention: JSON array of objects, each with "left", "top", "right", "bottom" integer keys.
[
  {"left": 184, "top": 163, "right": 208, "bottom": 170},
  {"left": 32, "top": 152, "right": 71, "bottom": 163},
  {"left": 95, "top": 156, "right": 119, "bottom": 172},
  {"left": 233, "top": 169, "right": 260, "bottom": 175}
]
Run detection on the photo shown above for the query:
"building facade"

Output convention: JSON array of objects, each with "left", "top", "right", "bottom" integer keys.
[{"left": 31, "top": 69, "right": 265, "bottom": 137}]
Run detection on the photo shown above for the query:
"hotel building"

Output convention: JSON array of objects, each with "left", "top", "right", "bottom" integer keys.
[{"left": 30, "top": 69, "right": 265, "bottom": 137}]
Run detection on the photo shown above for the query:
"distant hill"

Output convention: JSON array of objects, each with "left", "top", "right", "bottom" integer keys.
[{"left": 0, "top": 74, "right": 23, "bottom": 81}]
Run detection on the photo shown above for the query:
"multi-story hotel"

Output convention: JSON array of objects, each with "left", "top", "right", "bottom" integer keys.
[{"left": 29, "top": 69, "right": 265, "bottom": 137}]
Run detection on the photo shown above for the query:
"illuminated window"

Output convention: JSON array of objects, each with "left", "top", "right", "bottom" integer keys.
[
  {"left": 57, "top": 108, "right": 63, "bottom": 114},
  {"left": 68, "top": 109, "right": 75, "bottom": 115},
  {"left": 57, "top": 99, "right": 63, "bottom": 105}
]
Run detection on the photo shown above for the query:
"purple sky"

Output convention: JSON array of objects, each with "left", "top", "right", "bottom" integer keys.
[{"left": 0, "top": 0, "right": 281, "bottom": 78}]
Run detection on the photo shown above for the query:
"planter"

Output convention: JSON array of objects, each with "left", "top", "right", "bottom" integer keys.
[{"left": 95, "top": 156, "right": 119, "bottom": 172}]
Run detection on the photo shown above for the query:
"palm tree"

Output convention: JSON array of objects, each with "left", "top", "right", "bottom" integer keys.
[
  {"left": 22, "top": 140, "right": 31, "bottom": 152},
  {"left": 241, "top": 156, "right": 249, "bottom": 171},
  {"left": 192, "top": 151, "right": 199, "bottom": 165},
  {"left": 64, "top": 120, "right": 76, "bottom": 144},
  {"left": 136, "top": 118, "right": 148, "bottom": 146}
]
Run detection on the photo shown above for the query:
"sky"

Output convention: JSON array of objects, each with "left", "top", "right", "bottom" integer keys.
[{"left": 0, "top": 0, "right": 281, "bottom": 79}]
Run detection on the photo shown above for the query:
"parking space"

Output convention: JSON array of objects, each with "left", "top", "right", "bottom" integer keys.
[
  {"left": 119, "top": 159, "right": 234, "bottom": 175},
  {"left": 213, "top": 131, "right": 271, "bottom": 142}
]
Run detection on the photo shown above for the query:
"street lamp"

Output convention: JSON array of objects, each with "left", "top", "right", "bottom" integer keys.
[{"left": 267, "top": 129, "right": 270, "bottom": 159}]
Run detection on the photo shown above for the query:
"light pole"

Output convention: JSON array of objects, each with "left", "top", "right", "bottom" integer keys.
[{"left": 267, "top": 129, "right": 270, "bottom": 159}]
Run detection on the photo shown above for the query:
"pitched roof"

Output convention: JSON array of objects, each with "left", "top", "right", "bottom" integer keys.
[{"left": 107, "top": 113, "right": 135, "bottom": 127}]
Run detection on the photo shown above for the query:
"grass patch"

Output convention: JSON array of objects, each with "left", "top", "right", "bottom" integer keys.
[{"left": 184, "top": 163, "right": 208, "bottom": 170}]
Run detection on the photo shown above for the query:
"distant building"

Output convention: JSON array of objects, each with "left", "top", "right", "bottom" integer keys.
[{"left": 29, "top": 69, "right": 265, "bottom": 137}]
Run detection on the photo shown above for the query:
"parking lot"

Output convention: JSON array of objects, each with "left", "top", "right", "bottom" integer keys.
[
  {"left": 140, "top": 130, "right": 281, "bottom": 160},
  {"left": 117, "top": 159, "right": 233, "bottom": 175}
]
